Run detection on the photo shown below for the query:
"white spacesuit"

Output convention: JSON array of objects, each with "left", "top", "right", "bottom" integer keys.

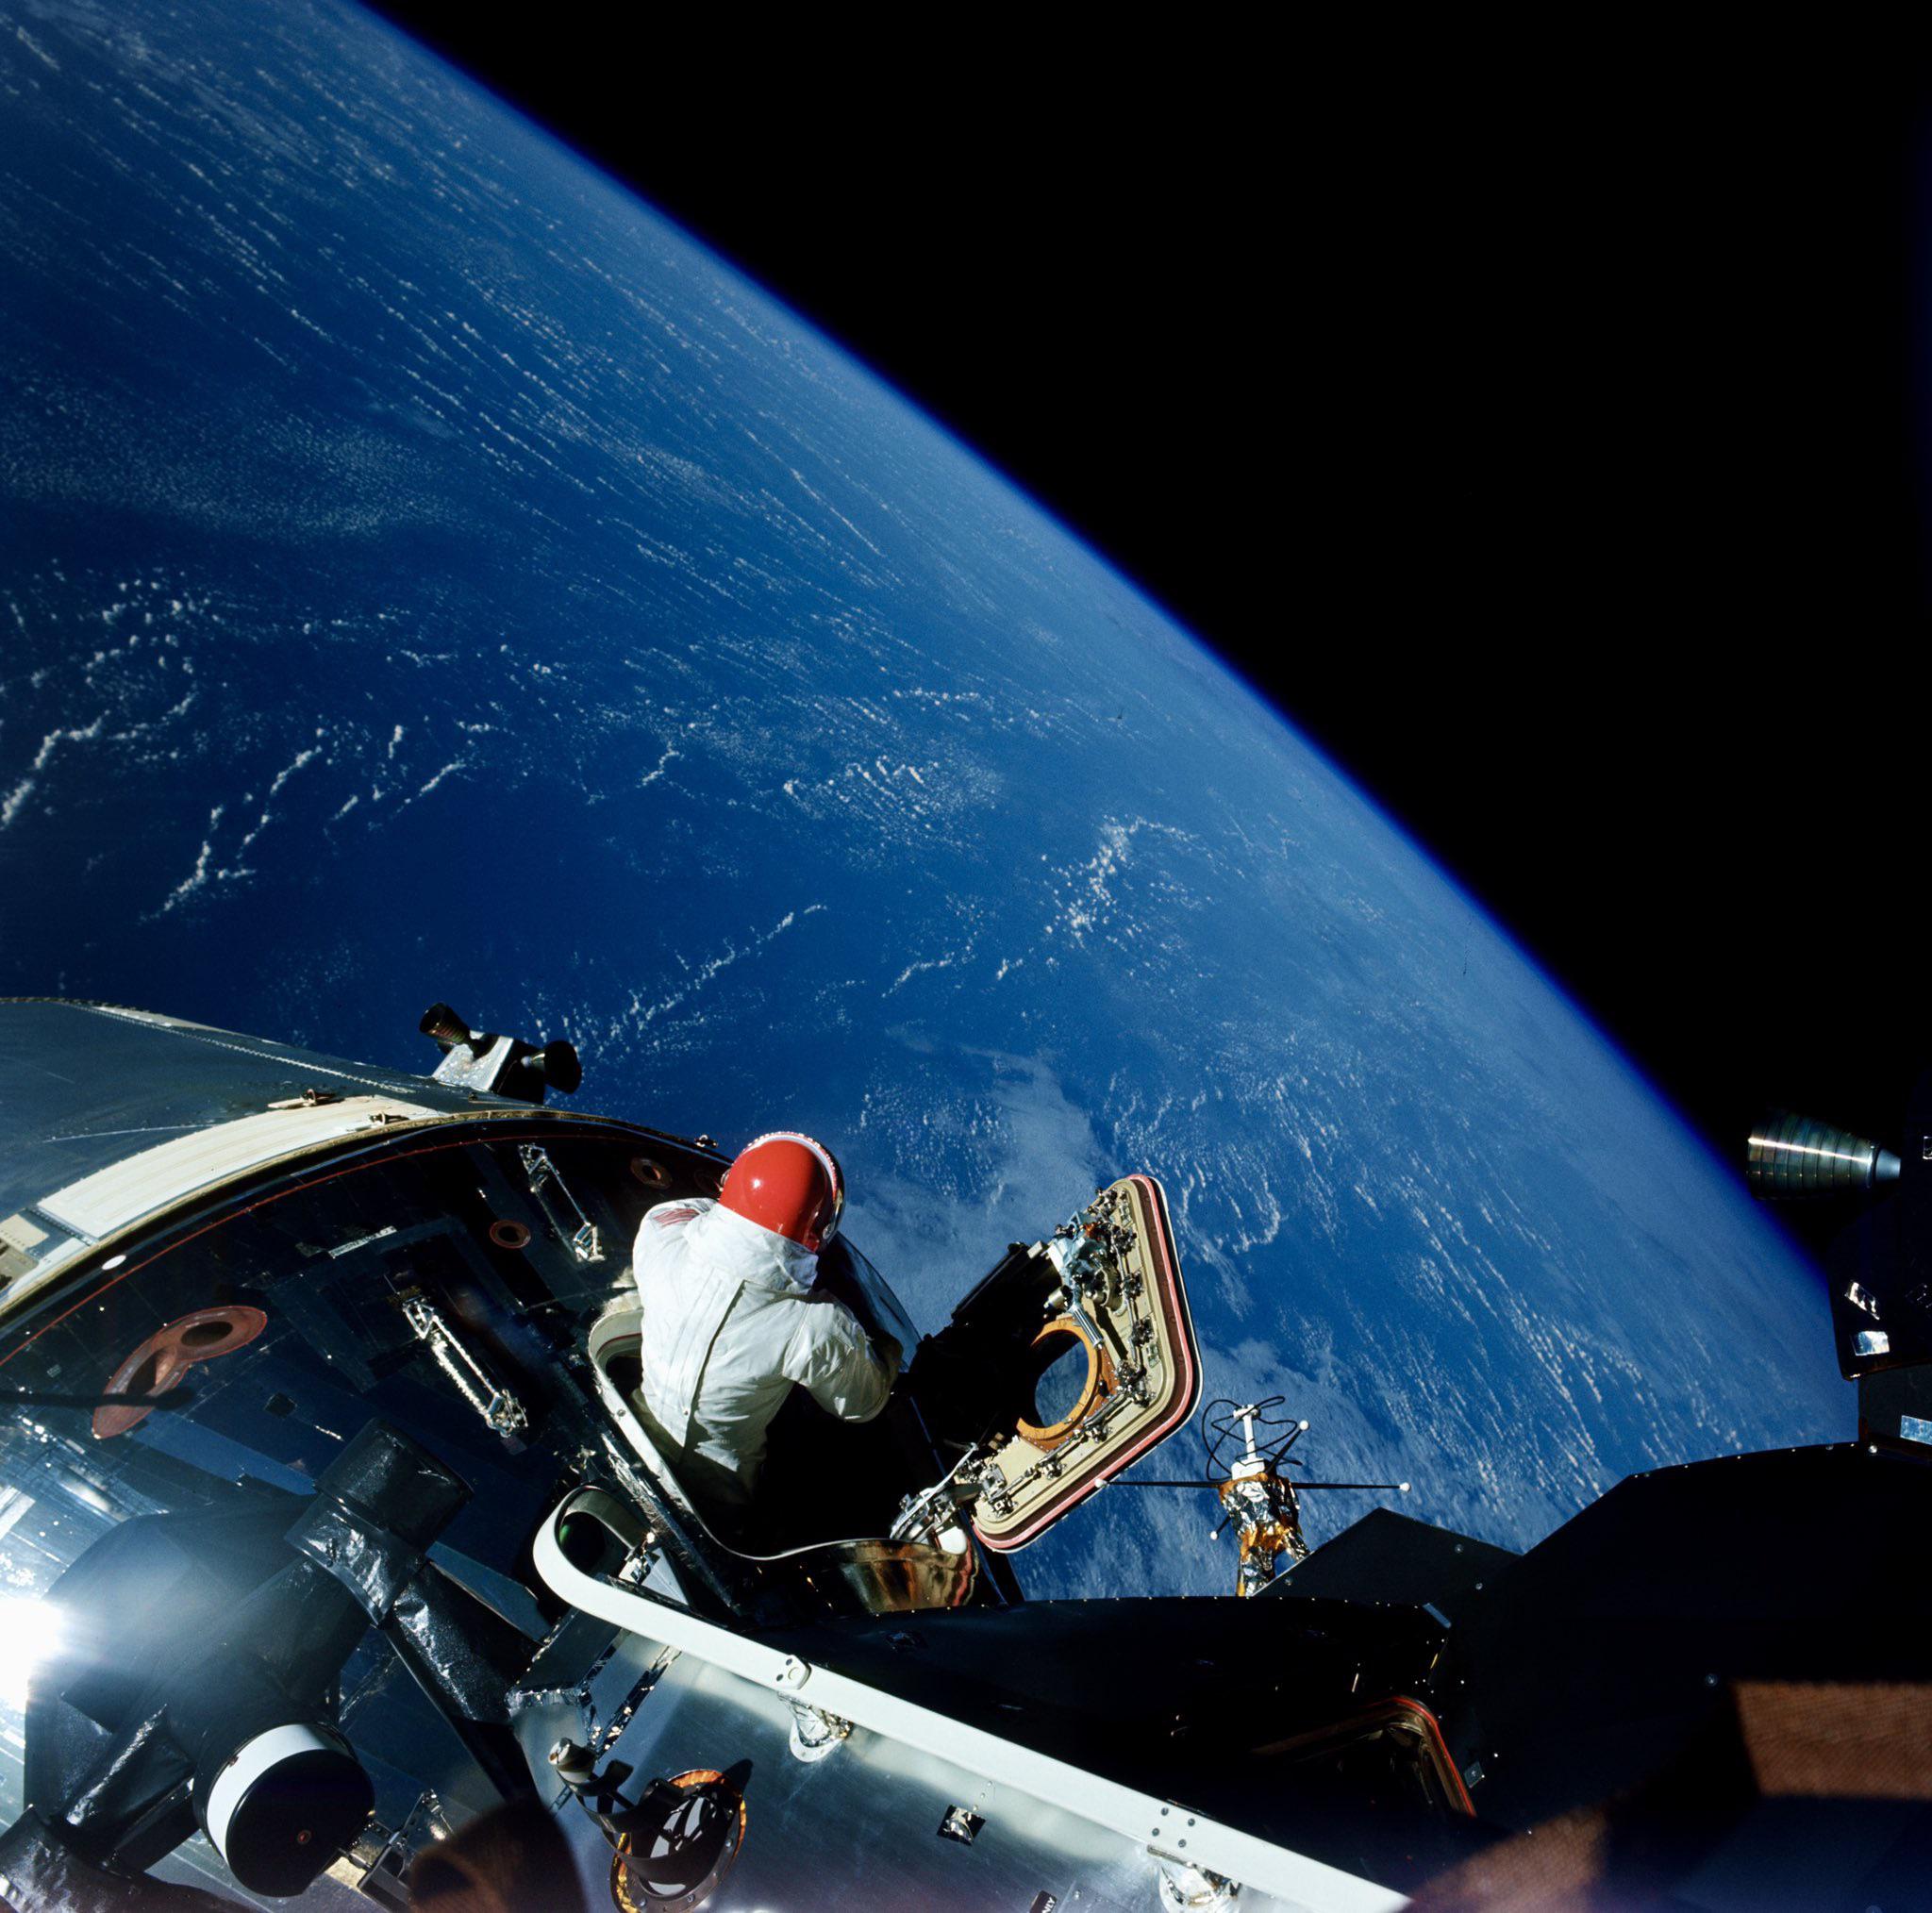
[{"left": 630, "top": 1193, "right": 896, "bottom": 1513}]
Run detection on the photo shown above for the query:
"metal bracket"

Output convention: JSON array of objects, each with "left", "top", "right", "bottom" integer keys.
[
  {"left": 787, "top": 1700, "right": 852, "bottom": 1763},
  {"left": 1157, "top": 1856, "right": 1241, "bottom": 1911},
  {"left": 519, "top": 1143, "right": 603, "bottom": 1262},
  {"left": 399, "top": 1293, "right": 528, "bottom": 1437}
]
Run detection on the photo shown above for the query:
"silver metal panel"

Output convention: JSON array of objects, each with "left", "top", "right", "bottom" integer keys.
[
  {"left": 534, "top": 1504, "right": 1407, "bottom": 1911},
  {"left": 521, "top": 1641, "right": 1189, "bottom": 1913}
]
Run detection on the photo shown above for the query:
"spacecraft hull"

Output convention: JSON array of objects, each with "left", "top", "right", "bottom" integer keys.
[{"left": 4, "top": 1000, "right": 1927, "bottom": 1912}]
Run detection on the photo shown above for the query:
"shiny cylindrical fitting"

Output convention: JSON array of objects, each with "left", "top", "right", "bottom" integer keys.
[{"left": 1747, "top": 1110, "right": 1902, "bottom": 1199}]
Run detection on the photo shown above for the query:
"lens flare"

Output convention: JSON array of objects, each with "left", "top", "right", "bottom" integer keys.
[{"left": 0, "top": 1593, "right": 64, "bottom": 1709}]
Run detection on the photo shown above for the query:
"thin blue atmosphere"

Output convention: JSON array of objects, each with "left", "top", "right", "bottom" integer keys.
[{"left": 0, "top": 0, "right": 1847, "bottom": 1600}]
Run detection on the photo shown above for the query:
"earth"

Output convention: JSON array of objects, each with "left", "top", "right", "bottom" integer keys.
[{"left": 0, "top": 0, "right": 1844, "bottom": 1598}]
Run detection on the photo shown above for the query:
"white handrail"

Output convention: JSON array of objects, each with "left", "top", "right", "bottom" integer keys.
[{"left": 531, "top": 1499, "right": 1407, "bottom": 1913}]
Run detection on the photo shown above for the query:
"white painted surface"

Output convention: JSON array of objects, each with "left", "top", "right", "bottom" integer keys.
[
  {"left": 37, "top": 1097, "right": 438, "bottom": 1239},
  {"left": 203, "top": 1722, "right": 351, "bottom": 1859}
]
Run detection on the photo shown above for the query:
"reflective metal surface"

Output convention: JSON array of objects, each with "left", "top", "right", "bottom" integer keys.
[
  {"left": 1747, "top": 1110, "right": 1903, "bottom": 1198},
  {"left": 513, "top": 1643, "right": 1206, "bottom": 1913},
  {"left": 818, "top": 1538, "right": 976, "bottom": 1616},
  {"left": 0, "top": 1003, "right": 1372, "bottom": 1908},
  {"left": 0, "top": 1031, "right": 729, "bottom": 1905}
]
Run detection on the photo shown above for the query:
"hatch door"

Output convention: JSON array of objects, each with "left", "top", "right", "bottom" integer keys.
[{"left": 910, "top": 1173, "right": 1200, "bottom": 1552}]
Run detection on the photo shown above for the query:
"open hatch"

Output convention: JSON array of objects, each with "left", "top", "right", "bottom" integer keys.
[{"left": 907, "top": 1173, "right": 1201, "bottom": 1551}]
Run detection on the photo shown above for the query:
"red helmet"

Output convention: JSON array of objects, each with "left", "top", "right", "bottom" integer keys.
[{"left": 717, "top": 1131, "right": 845, "bottom": 1251}]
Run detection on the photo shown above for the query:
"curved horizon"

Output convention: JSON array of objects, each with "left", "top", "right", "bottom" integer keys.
[{"left": 0, "top": 0, "right": 1847, "bottom": 1589}]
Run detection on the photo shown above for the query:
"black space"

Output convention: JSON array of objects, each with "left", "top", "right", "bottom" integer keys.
[{"left": 370, "top": 11, "right": 1931, "bottom": 1256}]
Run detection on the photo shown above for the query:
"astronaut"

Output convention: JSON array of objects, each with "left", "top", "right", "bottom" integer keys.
[{"left": 630, "top": 1131, "right": 900, "bottom": 1521}]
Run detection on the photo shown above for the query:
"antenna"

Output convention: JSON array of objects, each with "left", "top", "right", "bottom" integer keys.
[{"left": 1116, "top": 1395, "right": 1409, "bottom": 1596}]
